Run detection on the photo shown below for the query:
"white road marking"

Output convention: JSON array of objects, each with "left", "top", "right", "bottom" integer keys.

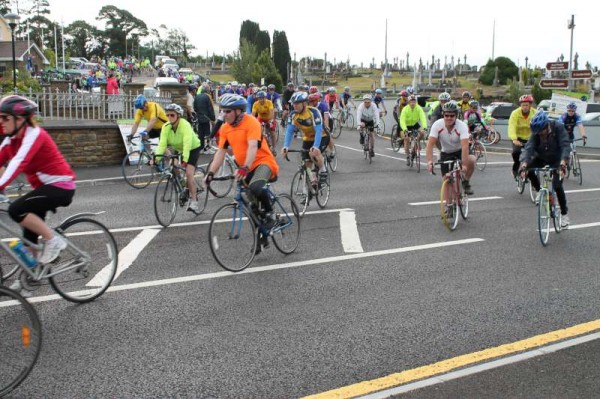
[
  {"left": 336, "top": 144, "right": 405, "bottom": 160},
  {"left": 1, "top": 238, "right": 484, "bottom": 307},
  {"left": 565, "top": 187, "right": 600, "bottom": 194},
  {"left": 87, "top": 228, "right": 160, "bottom": 287},
  {"left": 409, "top": 196, "right": 503, "bottom": 206},
  {"left": 339, "top": 210, "right": 364, "bottom": 253}
]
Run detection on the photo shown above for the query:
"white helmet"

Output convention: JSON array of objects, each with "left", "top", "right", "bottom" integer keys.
[{"left": 362, "top": 94, "right": 372, "bottom": 101}]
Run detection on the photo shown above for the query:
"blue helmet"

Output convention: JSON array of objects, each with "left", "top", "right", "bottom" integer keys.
[
  {"left": 134, "top": 95, "right": 147, "bottom": 110},
  {"left": 291, "top": 91, "right": 309, "bottom": 103},
  {"left": 375, "top": 89, "right": 383, "bottom": 94},
  {"left": 566, "top": 102, "right": 577, "bottom": 110},
  {"left": 530, "top": 111, "right": 549, "bottom": 133},
  {"left": 255, "top": 91, "right": 267, "bottom": 99},
  {"left": 219, "top": 94, "right": 247, "bottom": 109}
]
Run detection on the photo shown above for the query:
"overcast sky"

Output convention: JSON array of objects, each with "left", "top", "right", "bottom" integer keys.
[{"left": 44, "top": 0, "right": 598, "bottom": 70}]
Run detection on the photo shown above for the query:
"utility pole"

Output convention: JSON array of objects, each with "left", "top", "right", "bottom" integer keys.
[
  {"left": 568, "top": 14, "right": 575, "bottom": 90},
  {"left": 491, "top": 19, "right": 495, "bottom": 61}
]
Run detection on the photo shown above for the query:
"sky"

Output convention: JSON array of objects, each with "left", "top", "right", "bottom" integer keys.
[{"left": 41, "top": 0, "right": 599, "bottom": 70}]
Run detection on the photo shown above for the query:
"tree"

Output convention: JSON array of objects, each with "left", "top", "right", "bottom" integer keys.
[
  {"left": 252, "top": 48, "right": 282, "bottom": 89},
  {"left": 96, "top": 5, "right": 147, "bottom": 56},
  {"left": 505, "top": 79, "right": 524, "bottom": 104},
  {"left": 64, "top": 20, "right": 100, "bottom": 59},
  {"left": 272, "top": 30, "right": 291, "bottom": 89},
  {"left": 239, "top": 20, "right": 270, "bottom": 55},
  {"left": 230, "top": 39, "right": 258, "bottom": 85},
  {"left": 0, "top": 0, "right": 10, "bottom": 15},
  {"left": 531, "top": 78, "right": 552, "bottom": 104},
  {"left": 479, "top": 57, "right": 519, "bottom": 86}
]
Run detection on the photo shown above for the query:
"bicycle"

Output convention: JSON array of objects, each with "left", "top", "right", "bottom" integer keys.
[
  {"left": 205, "top": 152, "right": 237, "bottom": 198},
  {"left": 261, "top": 121, "right": 278, "bottom": 155},
  {"left": 0, "top": 200, "right": 118, "bottom": 303},
  {"left": 0, "top": 286, "right": 42, "bottom": 397},
  {"left": 154, "top": 154, "right": 208, "bottom": 227},
  {"left": 469, "top": 130, "right": 487, "bottom": 171},
  {"left": 406, "top": 129, "right": 422, "bottom": 172},
  {"left": 359, "top": 126, "right": 375, "bottom": 164},
  {"left": 433, "top": 159, "right": 469, "bottom": 231},
  {"left": 286, "top": 149, "right": 331, "bottom": 217},
  {"left": 524, "top": 166, "right": 563, "bottom": 246},
  {"left": 323, "top": 144, "right": 338, "bottom": 173},
  {"left": 375, "top": 114, "right": 386, "bottom": 137},
  {"left": 516, "top": 169, "right": 537, "bottom": 203},
  {"left": 207, "top": 179, "right": 301, "bottom": 272},
  {"left": 338, "top": 106, "right": 355, "bottom": 131},
  {"left": 565, "top": 138, "right": 586, "bottom": 185},
  {"left": 121, "top": 135, "right": 163, "bottom": 189},
  {"left": 390, "top": 124, "right": 402, "bottom": 152}
]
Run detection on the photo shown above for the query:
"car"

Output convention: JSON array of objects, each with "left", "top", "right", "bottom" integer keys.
[
  {"left": 537, "top": 100, "right": 552, "bottom": 111},
  {"left": 490, "top": 104, "right": 518, "bottom": 119},
  {"left": 178, "top": 67, "right": 193, "bottom": 75},
  {"left": 484, "top": 102, "right": 513, "bottom": 115},
  {"left": 154, "top": 77, "right": 179, "bottom": 88},
  {"left": 582, "top": 112, "right": 600, "bottom": 122},
  {"left": 143, "top": 87, "right": 159, "bottom": 99}
]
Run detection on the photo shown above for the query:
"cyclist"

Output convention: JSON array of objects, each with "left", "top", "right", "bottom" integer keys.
[
  {"left": 205, "top": 94, "right": 279, "bottom": 246},
  {"left": 430, "top": 92, "right": 452, "bottom": 123},
  {"left": 266, "top": 84, "right": 282, "bottom": 115},
  {"left": 281, "top": 82, "right": 295, "bottom": 123},
  {"left": 308, "top": 91, "right": 336, "bottom": 158},
  {"left": 152, "top": 104, "right": 203, "bottom": 214},
  {"left": 193, "top": 82, "right": 216, "bottom": 154},
  {"left": 324, "top": 87, "right": 340, "bottom": 115},
  {"left": 356, "top": 94, "right": 381, "bottom": 158},
  {"left": 426, "top": 101, "right": 476, "bottom": 195},
  {"left": 282, "top": 91, "right": 329, "bottom": 186},
  {"left": 0, "top": 96, "right": 76, "bottom": 275},
  {"left": 463, "top": 100, "right": 490, "bottom": 136},
  {"left": 560, "top": 102, "right": 587, "bottom": 144},
  {"left": 339, "top": 86, "right": 356, "bottom": 115},
  {"left": 129, "top": 95, "right": 168, "bottom": 140},
  {"left": 372, "top": 88, "right": 388, "bottom": 117},
  {"left": 252, "top": 91, "right": 277, "bottom": 153},
  {"left": 399, "top": 95, "right": 428, "bottom": 165},
  {"left": 393, "top": 90, "right": 409, "bottom": 125},
  {"left": 519, "top": 111, "right": 571, "bottom": 227},
  {"left": 457, "top": 91, "right": 472, "bottom": 118},
  {"left": 508, "top": 94, "right": 537, "bottom": 179}
]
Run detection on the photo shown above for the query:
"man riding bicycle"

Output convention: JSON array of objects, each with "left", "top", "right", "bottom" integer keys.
[
  {"left": 129, "top": 94, "right": 168, "bottom": 140},
  {"left": 356, "top": 94, "right": 381, "bottom": 158},
  {"left": 399, "top": 95, "right": 428, "bottom": 165},
  {"left": 251, "top": 91, "right": 277, "bottom": 153},
  {"left": 508, "top": 94, "right": 537, "bottom": 179},
  {"left": 560, "top": 102, "right": 587, "bottom": 145}
]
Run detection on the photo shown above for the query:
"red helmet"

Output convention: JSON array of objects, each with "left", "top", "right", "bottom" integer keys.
[
  {"left": 308, "top": 93, "right": 321, "bottom": 102},
  {"left": 309, "top": 86, "right": 319, "bottom": 94},
  {"left": 400, "top": 90, "right": 408, "bottom": 97},
  {"left": 0, "top": 95, "right": 38, "bottom": 117},
  {"left": 519, "top": 94, "right": 534, "bottom": 103}
]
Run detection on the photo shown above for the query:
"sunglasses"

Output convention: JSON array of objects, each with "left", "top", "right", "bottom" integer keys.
[
  {"left": 223, "top": 109, "right": 235, "bottom": 114},
  {"left": 443, "top": 114, "right": 457, "bottom": 118},
  {"left": 0, "top": 114, "right": 12, "bottom": 122},
  {"left": 166, "top": 113, "right": 178, "bottom": 118}
]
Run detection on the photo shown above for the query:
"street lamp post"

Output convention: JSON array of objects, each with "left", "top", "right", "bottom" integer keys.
[{"left": 4, "top": 12, "right": 21, "bottom": 93}]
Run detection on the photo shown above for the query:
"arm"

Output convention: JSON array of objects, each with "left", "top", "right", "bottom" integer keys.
[
  {"left": 312, "top": 121, "right": 323, "bottom": 149},
  {"left": 154, "top": 125, "right": 169, "bottom": 159},
  {"left": 399, "top": 108, "right": 408, "bottom": 131},
  {"left": 145, "top": 116, "right": 158, "bottom": 132},
  {"left": 426, "top": 136, "right": 437, "bottom": 167},
  {"left": 419, "top": 108, "right": 428, "bottom": 130},
  {"left": 507, "top": 111, "right": 518, "bottom": 141},
  {"left": 283, "top": 120, "right": 295, "bottom": 149}
]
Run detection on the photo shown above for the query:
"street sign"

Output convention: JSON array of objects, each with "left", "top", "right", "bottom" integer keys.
[
  {"left": 571, "top": 70, "right": 592, "bottom": 79},
  {"left": 539, "top": 79, "right": 569, "bottom": 89},
  {"left": 546, "top": 62, "right": 569, "bottom": 71}
]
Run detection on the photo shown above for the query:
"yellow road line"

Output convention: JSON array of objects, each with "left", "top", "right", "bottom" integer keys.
[{"left": 303, "top": 319, "right": 600, "bottom": 399}]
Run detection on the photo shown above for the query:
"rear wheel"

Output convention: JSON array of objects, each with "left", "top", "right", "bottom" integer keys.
[
  {"left": 122, "top": 150, "right": 154, "bottom": 189},
  {"left": 271, "top": 194, "right": 301, "bottom": 255},
  {"left": 537, "top": 190, "right": 550, "bottom": 246},
  {"left": 390, "top": 126, "right": 400, "bottom": 152},
  {"left": 473, "top": 142, "right": 487, "bottom": 171},
  {"left": 290, "top": 169, "right": 310, "bottom": 217},
  {"left": 327, "top": 145, "right": 338, "bottom": 172},
  {"left": 440, "top": 179, "right": 459, "bottom": 231}
]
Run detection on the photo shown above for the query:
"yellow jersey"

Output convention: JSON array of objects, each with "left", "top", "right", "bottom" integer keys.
[{"left": 252, "top": 99, "right": 274, "bottom": 120}]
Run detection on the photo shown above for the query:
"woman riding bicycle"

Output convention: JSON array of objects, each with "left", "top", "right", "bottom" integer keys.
[{"left": 0, "top": 95, "right": 76, "bottom": 269}]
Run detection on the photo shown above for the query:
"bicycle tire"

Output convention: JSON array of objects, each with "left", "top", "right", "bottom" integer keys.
[
  {"left": 345, "top": 113, "right": 355, "bottom": 130},
  {"left": 415, "top": 141, "right": 421, "bottom": 173},
  {"left": 207, "top": 158, "right": 235, "bottom": 198},
  {"left": 208, "top": 203, "right": 257, "bottom": 272},
  {"left": 0, "top": 286, "right": 42, "bottom": 397},
  {"left": 474, "top": 142, "right": 487, "bottom": 171},
  {"left": 271, "top": 194, "right": 301, "bottom": 255},
  {"left": 154, "top": 174, "right": 178, "bottom": 227},
  {"left": 327, "top": 145, "right": 338, "bottom": 172},
  {"left": 493, "top": 130, "right": 501, "bottom": 144},
  {"left": 0, "top": 211, "right": 21, "bottom": 282},
  {"left": 335, "top": 117, "right": 343, "bottom": 138},
  {"left": 390, "top": 126, "right": 401, "bottom": 152},
  {"left": 553, "top": 197, "right": 562, "bottom": 234},
  {"left": 193, "top": 167, "right": 209, "bottom": 215},
  {"left": 565, "top": 157, "right": 572, "bottom": 179},
  {"left": 529, "top": 173, "right": 537, "bottom": 203},
  {"left": 366, "top": 135, "right": 372, "bottom": 164},
  {"left": 122, "top": 150, "right": 154, "bottom": 189},
  {"left": 315, "top": 171, "right": 331, "bottom": 209},
  {"left": 375, "top": 120, "right": 385, "bottom": 137},
  {"left": 459, "top": 178, "right": 469, "bottom": 220},
  {"left": 290, "top": 169, "right": 310, "bottom": 217},
  {"left": 537, "top": 189, "right": 550, "bottom": 246},
  {"left": 49, "top": 218, "right": 118, "bottom": 303},
  {"left": 573, "top": 153, "right": 583, "bottom": 185},
  {"left": 516, "top": 175, "right": 525, "bottom": 194},
  {"left": 440, "top": 179, "right": 459, "bottom": 231}
]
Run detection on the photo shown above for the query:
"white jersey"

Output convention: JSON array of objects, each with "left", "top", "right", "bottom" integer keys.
[
  {"left": 429, "top": 118, "right": 470, "bottom": 153},
  {"left": 356, "top": 103, "right": 381, "bottom": 126}
]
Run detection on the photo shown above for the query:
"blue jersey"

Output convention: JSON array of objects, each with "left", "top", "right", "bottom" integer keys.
[
  {"left": 340, "top": 92, "right": 352, "bottom": 105},
  {"left": 372, "top": 95, "right": 384, "bottom": 108},
  {"left": 266, "top": 91, "right": 281, "bottom": 103}
]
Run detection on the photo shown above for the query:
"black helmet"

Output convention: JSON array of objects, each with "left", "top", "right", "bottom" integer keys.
[{"left": 0, "top": 95, "right": 38, "bottom": 117}]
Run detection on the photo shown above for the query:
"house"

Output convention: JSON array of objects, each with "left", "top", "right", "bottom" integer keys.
[{"left": 0, "top": 15, "right": 50, "bottom": 76}]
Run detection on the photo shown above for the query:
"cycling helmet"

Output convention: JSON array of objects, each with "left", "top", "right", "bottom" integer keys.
[
  {"left": 400, "top": 90, "right": 408, "bottom": 97},
  {"left": 330, "top": 87, "right": 337, "bottom": 93},
  {"left": 0, "top": 95, "right": 38, "bottom": 117},
  {"left": 469, "top": 100, "right": 479, "bottom": 108},
  {"left": 252, "top": 87, "right": 259, "bottom": 94},
  {"left": 462, "top": 91, "right": 471, "bottom": 98},
  {"left": 519, "top": 94, "right": 534, "bottom": 103},
  {"left": 231, "top": 81, "right": 239, "bottom": 86},
  {"left": 255, "top": 91, "right": 267, "bottom": 99},
  {"left": 267, "top": 84, "right": 275, "bottom": 90},
  {"left": 134, "top": 94, "right": 147, "bottom": 110},
  {"left": 291, "top": 91, "right": 309, "bottom": 103},
  {"left": 406, "top": 86, "right": 415, "bottom": 94},
  {"left": 530, "top": 111, "right": 549, "bottom": 133},
  {"left": 344, "top": 86, "right": 350, "bottom": 92},
  {"left": 219, "top": 94, "right": 247, "bottom": 109},
  {"left": 308, "top": 93, "right": 321, "bottom": 102},
  {"left": 260, "top": 86, "right": 267, "bottom": 91},
  {"left": 249, "top": 83, "right": 255, "bottom": 87},
  {"left": 165, "top": 103, "right": 184, "bottom": 116},
  {"left": 442, "top": 100, "right": 459, "bottom": 114},
  {"left": 362, "top": 94, "right": 372, "bottom": 101},
  {"left": 408, "top": 95, "right": 417, "bottom": 102},
  {"left": 438, "top": 92, "right": 451, "bottom": 101},
  {"left": 375, "top": 89, "right": 383, "bottom": 94},
  {"left": 309, "top": 86, "right": 319, "bottom": 94},
  {"left": 566, "top": 102, "right": 577, "bottom": 110},
  {"left": 287, "top": 82, "right": 294, "bottom": 88},
  {"left": 188, "top": 84, "right": 197, "bottom": 92}
]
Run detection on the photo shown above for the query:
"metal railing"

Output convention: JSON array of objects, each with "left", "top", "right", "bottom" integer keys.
[{"left": 24, "top": 88, "right": 172, "bottom": 121}]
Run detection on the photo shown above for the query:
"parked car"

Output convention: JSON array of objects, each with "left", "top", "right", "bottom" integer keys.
[
  {"left": 490, "top": 104, "right": 518, "bottom": 119},
  {"left": 178, "top": 67, "right": 193, "bottom": 75},
  {"left": 484, "top": 102, "right": 513, "bottom": 115},
  {"left": 154, "top": 77, "right": 179, "bottom": 88},
  {"left": 582, "top": 112, "right": 600, "bottom": 122}
]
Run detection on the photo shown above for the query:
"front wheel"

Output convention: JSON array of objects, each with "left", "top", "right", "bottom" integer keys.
[
  {"left": 49, "top": 218, "right": 118, "bottom": 303},
  {"left": 345, "top": 113, "right": 355, "bottom": 130},
  {"left": 473, "top": 142, "right": 487, "bottom": 171},
  {"left": 390, "top": 126, "right": 400, "bottom": 152},
  {"left": 290, "top": 169, "right": 310, "bottom": 217},
  {"left": 315, "top": 171, "right": 331, "bottom": 208},
  {"left": 441, "top": 179, "right": 459, "bottom": 231},
  {"left": 0, "top": 286, "right": 42, "bottom": 397},
  {"left": 375, "top": 119, "right": 386, "bottom": 137},
  {"left": 537, "top": 190, "right": 551, "bottom": 246},
  {"left": 122, "top": 150, "right": 154, "bottom": 189},
  {"left": 271, "top": 194, "right": 301, "bottom": 255},
  {"left": 208, "top": 204, "right": 257, "bottom": 272},
  {"left": 154, "top": 175, "right": 178, "bottom": 227},
  {"left": 573, "top": 153, "right": 583, "bottom": 185},
  {"left": 327, "top": 145, "right": 338, "bottom": 172}
]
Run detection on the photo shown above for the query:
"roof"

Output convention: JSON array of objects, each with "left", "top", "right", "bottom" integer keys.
[{"left": 0, "top": 40, "right": 50, "bottom": 64}]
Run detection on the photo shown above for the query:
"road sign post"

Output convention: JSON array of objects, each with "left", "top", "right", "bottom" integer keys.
[
  {"left": 539, "top": 79, "right": 569, "bottom": 89},
  {"left": 546, "top": 62, "right": 569, "bottom": 71},
  {"left": 571, "top": 70, "right": 592, "bottom": 79}
]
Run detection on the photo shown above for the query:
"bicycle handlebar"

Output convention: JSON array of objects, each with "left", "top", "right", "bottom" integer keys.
[{"left": 283, "top": 148, "right": 309, "bottom": 162}]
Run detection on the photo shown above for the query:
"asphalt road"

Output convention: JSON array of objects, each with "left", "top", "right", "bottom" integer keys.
[{"left": 2, "top": 117, "right": 600, "bottom": 398}]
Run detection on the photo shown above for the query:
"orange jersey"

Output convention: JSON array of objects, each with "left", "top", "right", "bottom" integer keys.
[{"left": 218, "top": 115, "right": 279, "bottom": 177}]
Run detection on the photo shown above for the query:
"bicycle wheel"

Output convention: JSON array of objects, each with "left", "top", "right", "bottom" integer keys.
[
  {"left": 0, "top": 286, "right": 42, "bottom": 397},
  {"left": 375, "top": 119, "right": 385, "bottom": 137},
  {"left": 154, "top": 174, "right": 178, "bottom": 227},
  {"left": 271, "top": 194, "right": 301, "bottom": 255},
  {"left": 390, "top": 126, "right": 400, "bottom": 152},
  {"left": 290, "top": 170, "right": 310, "bottom": 217},
  {"left": 0, "top": 210, "right": 21, "bottom": 281},
  {"left": 529, "top": 174, "right": 537, "bottom": 203},
  {"left": 208, "top": 203, "right": 257, "bottom": 272},
  {"left": 516, "top": 175, "right": 525, "bottom": 194},
  {"left": 459, "top": 179, "right": 469, "bottom": 219},
  {"left": 537, "top": 190, "right": 550, "bottom": 246},
  {"left": 415, "top": 142, "right": 421, "bottom": 173},
  {"left": 474, "top": 142, "right": 487, "bottom": 171},
  {"left": 315, "top": 171, "right": 331, "bottom": 208},
  {"left": 49, "top": 218, "right": 118, "bottom": 303},
  {"left": 573, "top": 153, "right": 583, "bottom": 185},
  {"left": 207, "top": 158, "right": 235, "bottom": 198},
  {"left": 331, "top": 117, "right": 342, "bottom": 139},
  {"left": 366, "top": 135, "right": 372, "bottom": 164},
  {"left": 193, "top": 167, "right": 209, "bottom": 215},
  {"left": 552, "top": 199, "right": 562, "bottom": 234},
  {"left": 122, "top": 150, "right": 154, "bottom": 189},
  {"left": 440, "top": 179, "right": 459, "bottom": 231},
  {"left": 565, "top": 157, "right": 572, "bottom": 179},
  {"left": 345, "top": 113, "right": 355, "bottom": 130},
  {"left": 327, "top": 145, "right": 338, "bottom": 172},
  {"left": 492, "top": 130, "right": 501, "bottom": 144}
]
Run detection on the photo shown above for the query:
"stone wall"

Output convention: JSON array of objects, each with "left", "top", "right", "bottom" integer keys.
[{"left": 43, "top": 121, "right": 126, "bottom": 167}]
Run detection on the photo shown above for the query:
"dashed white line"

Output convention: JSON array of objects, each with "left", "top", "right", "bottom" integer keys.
[{"left": 339, "top": 210, "right": 364, "bottom": 253}]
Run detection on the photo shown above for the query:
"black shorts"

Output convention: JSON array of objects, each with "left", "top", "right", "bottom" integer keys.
[
  {"left": 440, "top": 150, "right": 462, "bottom": 175},
  {"left": 301, "top": 135, "right": 330, "bottom": 160},
  {"left": 186, "top": 146, "right": 202, "bottom": 167},
  {"left": 361, "top": 119, "right": 375, "bottom": 132},
  {"left": 148, "top": 128, "right": 162, "bottom": 139}
]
